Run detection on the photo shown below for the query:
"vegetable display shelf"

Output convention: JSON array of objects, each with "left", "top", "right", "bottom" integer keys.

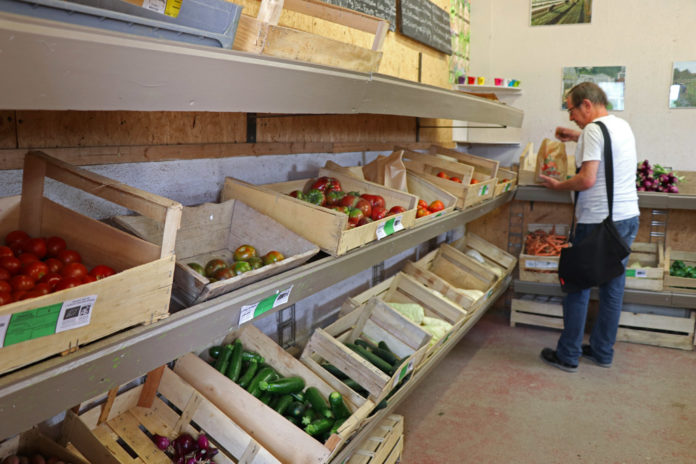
[{"left": 0, "top": 191, "right": 514, "bottom": 442}]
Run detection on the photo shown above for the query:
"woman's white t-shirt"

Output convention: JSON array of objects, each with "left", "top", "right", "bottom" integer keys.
[{"left": 574, "top": 115, "right": 640, "bottom": 224}]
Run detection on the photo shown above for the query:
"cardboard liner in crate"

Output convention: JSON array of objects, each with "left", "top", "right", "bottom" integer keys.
[
  {"left": 0, "top": 428, "right": 89, "bottom": 464},
  {"left": 625, "top": 242, "right": 665, "bottom": 291},
  {"left": 494, "top": 168, "right": 518, "bottom": 197},
  {"left": 518, "top": 223, "right": 570, "bottom": 284},
  {"left": 301, "top": 297, "right": 431, "bottom": 405},
  {"left": 346, "top": 414, "right": 403, "bottom": 464},
  {"left": 221, "top": 169, "right": 418, "bottom": 256},
  {"left": 114, "top": 199, "right": 319, "bottom": 306},
  {"left": 451, "top": 232, "right": 517, "bottom": 281},
  {"left": 403, "top": 243, "right": 499, "bottom": 312},
  {"left": 0, "top": 151, "right": 182, "bottom": 375},
  {"left": 62, "top": 367, "right": 281, "bottom": 464},
  {"left": 343, "top": 272, "right": 470, "bottom": 366},
  {"left": 174, "top": 325, "right": 375, "bottom": 464},
  {"left": 664, "top": 247, "right": 696, "bottom": 294}
]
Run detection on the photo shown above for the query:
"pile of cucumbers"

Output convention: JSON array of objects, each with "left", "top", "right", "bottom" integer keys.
[{"left": 207, "top": 340, "right": 353, "bottom": 443}]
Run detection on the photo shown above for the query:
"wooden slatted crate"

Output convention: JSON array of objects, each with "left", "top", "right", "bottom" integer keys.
[
  {"left": 61, "top": 367, "right": 281, "bottom": 464},
  {"left": 344, "top": 272, "right": 470, "bottom": 366},
  {"left": 494, "top": 168, "right": 518, "bottom": 197},
  {"left": 0, "top": 428, "right": 89, "bottom": 464},
  {"left": 403, "top": 243, "right": 499, "bottom": 312},
  {"left": 450, "top": 232, "right": 517, "bottom": 282},
  {"left": 174, "top": 324, "right": 376, "bottom": 464},
  {"left": 346, "top": 414, "right": 403, "bottom": 464},
  {"left": 234, "top": 0, "right": 388, "bottom": 73},
  {"left": 625, "top": 242, "right": 665, "bottom": 291},
  {"left": 664, "top": 247, "right": 696, "bottom": 293},
  {"left": 113, "top": 199, "right": 319, "bottom": 306},
  {"left": 510, "top": 295, "right": 564, "bottom": 329},
  {"left": 429, "top": 145, "right": 500, "bottom": 207},
  {"left": 404, "top": 170, "right": 458, "bottom": 226},
  {"left": 0, "top": 151, "right": 182, "bottom": 375},
  {"left": 518, "top": 223, "right": 570, "bottom": 283},
  {"left": 221, "top": 169, "right": 419, "bottom": 256},
  {"left": 301, "top": 297, "right": 431, "bottom": 405}
]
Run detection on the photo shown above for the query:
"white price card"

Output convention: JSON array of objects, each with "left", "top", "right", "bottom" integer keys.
[
  {"left": 525, "top": 260, "right": 558, "bottom": 270},
  {"left": 239, "top": 286, "right": 294, "bottom": 325},
  {"left": 56, "top": 295, "right": 97, "bottom": 333},
  {"left": 376, "top": 215, "right": 404, "bottom": 240},
  {"left": 478, "top": 184, "right": 489, "bottom": 196},
  {"left": 0, "top": 315, "right": 10, "bottom": 348},
  {"left": 626, "top": 269, "right": 648, "bottom": 278}
]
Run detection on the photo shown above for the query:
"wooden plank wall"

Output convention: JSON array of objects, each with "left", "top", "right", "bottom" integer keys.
[{"left": 0, "top": 0, "right": 457, "bottom": 170}]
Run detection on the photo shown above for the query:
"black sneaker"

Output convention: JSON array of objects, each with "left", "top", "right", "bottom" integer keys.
[
  {"left": 581, "top": 344, "right": 612, "bottom": 368},
  {"left": 540, "top": 348, "right": 578, "bottom": 373}
]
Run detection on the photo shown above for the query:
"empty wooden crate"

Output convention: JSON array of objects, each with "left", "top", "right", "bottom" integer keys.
[
  {"left": 625, "top": 242, "right": 665, "bottom": 291},
  {"left": 451, "top": 232, "right": 517, "bottom": 282}
]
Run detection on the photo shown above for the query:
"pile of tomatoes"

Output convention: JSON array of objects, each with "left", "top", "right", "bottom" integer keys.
[
  {"left": 416, "top": 199, "right": 446, "bottom": 218},
  {"left": 436, "top": 171, "right": 481, "bottom": 184},
  {"left": 0, "top": 230, "right": 116, "bottom": 306}
]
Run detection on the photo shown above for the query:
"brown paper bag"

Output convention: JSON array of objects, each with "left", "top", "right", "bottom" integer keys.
[
  {"left": 535, "top": 138, "right": 568, "bottom": 183},
  {"left": 362, "top": 150, "right": 408, "bottom": 191},
  {"left": 323, "top": 160, "right": 365, "bottom": 180}
]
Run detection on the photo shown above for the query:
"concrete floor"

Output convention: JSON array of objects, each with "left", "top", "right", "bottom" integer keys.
[{"left": 396, "top": 306, "right": 696, "bottom": 464}]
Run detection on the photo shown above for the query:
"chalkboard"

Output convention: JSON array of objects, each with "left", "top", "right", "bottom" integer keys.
[
  {"left": 399, "top": 0, "right": 452, "bottom": 55},
  {"left": 322, "top": 0, "right": 396, "bottom": 31}
]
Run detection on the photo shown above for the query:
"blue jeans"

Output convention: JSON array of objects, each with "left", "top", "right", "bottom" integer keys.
[{"left": 555, "top": 216, "right": 640, "bottom": 365}]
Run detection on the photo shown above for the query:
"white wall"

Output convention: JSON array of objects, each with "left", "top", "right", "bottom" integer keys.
[{"left": 467, "top": 0, "right": 696, "bottom": 170}]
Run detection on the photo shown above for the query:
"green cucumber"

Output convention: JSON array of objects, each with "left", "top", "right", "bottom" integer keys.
[
  {"left": 304, "top": 387, "right": 333, "bottom": 419},
  {"left": 287, "top": 401, "right": 306, "bottom": 418},
  {"left": 371, "top": 347, "right": 400, "bottom": 366},
  {"left": 354, "top": 339, "right": 376, "bottom": 350},
  {"left": 342, "top": 379, "right": 368, "bottom": 397},
  {"left": 330, "top": 417, "right": 347, "bottom": 435},
  {"left": 213, "top": 344, "right": 233, "bottom": 373},
  {"left": 242, "top": 350, "right": 265, "bottom": 364},
  {"left": 258, "top": 376, "right": 306, "bottom": 395},
  {"left": 238, "top": 359, "right": 259, "bottom": 389},
  {"left": 225, "top": 340, "right": 244, "bottom": 382},
  {"left": 346, "top": 343, "right": 393, "bottom": 374},
  {"left": 301, "top": 408, "right": 319, "bottom": 426},
  {"left": 328, "top": 391, "right": 351, "bottom": 420},
  {"left": 290, "top": 392, "right": 305, "bottom": 402},
  {"left": 259, "top": 391, "right": 274, "bottom": 405},
  {"left": 378, "top": 340, "right": 395, "bottom": 353},
  {"left": 305, "top": 418, "right": 334, "bottom": 437},
  {"left": 248, "top": 367, "right": 277, "bottom": 397},
  {"left": 274, "top": 394, "right": 294, "bottom": 415},
  {"left": 322, "top": 363, "right": 348, "bottom": 380},
  {"left": 208, "top": 345, "right": 222, "bottom": 359}
]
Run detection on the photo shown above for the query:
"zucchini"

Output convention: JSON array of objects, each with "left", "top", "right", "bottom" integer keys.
[
  {"left": 290, "top": 391, "right": 305, "bottom": 402},
  {"left": 322, "top": 364, "right": 348, "bottom": 380},
  {"left": 330, "top": 417, "right": 347, "bottom": 435},
  {"left": 354, "top": 339, "right": 376, "bottom": 350},
  {"left": 225, "top": 340, "right": 244, "bottom": 382},
  {"left": 287, "top": 401, "right": 306, "bottom": 418},
  {"left": 378, "top": 340, "right": 395, "bottom": 353},
  {"left": 213, "top": 344, "right": 233, "bottom": 373},
  {"left": 346, "top": 343, "right": 393, "bottom": 374},
  {"left": 242, "top": 350, "right": 265, "bottom": 364},
  {"left": 258, "top": 376, "right": 306, "bottom": 395},
  {"left": 274, "top": 394, "right": 294, "bottom": 415},
  {"left": 328, "top": 392, "right": 351, "bottom": 420},
  {"left": 208, "top": 345, "right": 222, "bottom": 360},
  {"left": 371, "top": 347, "right": 400, "bottom": 366},
  {"left": 259, "top": 391, "right": 274, "bottom": 405},
  {"left": 305, "top": 418, "right": 334, "bottom": 437},
  {"left": 304, "top": 387, "right": 333, "bottom": 419},
  {"left": 248, "top": 367, "right": 278, "bottom": 397},
  {"left": 238, "top": 358, "right": 259, "bottom": 389},
  {"left": 342, "top": 379, "right": 368, "bottom": 397},
  {"left": 301, "top": 408, "right": 319, "bottom": 426}
]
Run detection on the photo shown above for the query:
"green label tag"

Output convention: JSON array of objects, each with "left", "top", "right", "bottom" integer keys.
[
  {"left": 478, "top": 185, "right": 488, "bottom": 196},
  {"left": 376, "top": 215, "right": 404, "bottom": 240},
  {"left": 3, "top": 303, "right": 63, "bottom": 347},
  {"left": 625, "top": 269, "right": 647, "bottom": 278},
  {"left": 239, "top": 286, "right": 293, "bottom": 325},
  {"left": 504, "top": 183, "right": 511, "bottom": 192},
  {"left": 393, "top": 359, "right": 414, "bottom": 387}
]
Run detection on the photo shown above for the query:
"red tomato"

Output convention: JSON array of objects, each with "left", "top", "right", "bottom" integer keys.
[
  {"left": 57, "top": 249, "right": 82, "bottom": 264},
  {"left": 82, "top": 274, "right": 97, "bottom": 284},
  {"left": 5, "top": 230, "right": 29, "bottom": 247},
  {"left": 33, "top": 283, "right": 52, "bottom": 296},
  {"left": 357, "top": 217, "right": 373, "bottom": 227},
  {"left": 23, "top": 261, "right": 49, "bottom": 281},
  {"left": 428, "top": 200, "right": 445, "bottom": 212},
  {"left": 61, "top": 262, "right": 88, "bottom": 280},
  {"left": 46, "top": 236, "right": 67, "bottom": 257},
  {"left": 388, "top": 206, "right": 407, "bottom": 215},
  {"left": 0, "top": 246, "right": 13, "bottom": 258},
  {"left": 339, "top": 194, "right": 360, "bottom": 209},
  {"left": 0, "top": 256, "right": 21, "bottom": 275},
  {"left": 470, "top": 178, "right": 479, "bottom": 184},
  {"left": 0, "top": 281, "right": 11, "bottom": 294},
  {"left": 371, "top": 206, "right": 387, "bottom": 221},
  {"left": 450, "top": 177, "right": 463, "bottom": 183},
  {"left": 0, "top": 268, "right": 10, "bottom": 281},
  {"left": 354, "top": 198, "right": 372, "bottom": 219},
  {"left": 436, "top": 171, "right": 449, "bottom": 179},
  {"left": 40, "top": 272, "right": 63, "bottom": 289},
  {"left": 416, "top": 207, "right": 431, "bottom": 218},
  {"left": 10, "top": 274, "right": 35, "bottom": 292},
  {"left": 17, "top": 253, "right": 39, "bottom": 265},
  {"left": 417, "top": 199, "right": 428, "bottom": 210},
  {"left": 360, "top": 194, "right": 386, "bottom": 210},
  {"left": 89, "top": 264, "right": 116, "bottom": 280},
  {"left": 45, "top": 258, "right": 64, "bottom": 274},
  {"left": 12, "top": 290, "right": 28, "bottom": 301},
  {"left": 0, "top": 291, "right": 12, "bottom": 306},
  {"left": 22, "top": 237, "right": 47, "bottom": 259},
  {"left": 55, "top": 277, "right": 81, "bottom": 291},
  {"left": 310, "top": 176, "right": 342, "bottom": 193},
  {"left": 347, "top": 207, "right": 364, "bottom": 226}
]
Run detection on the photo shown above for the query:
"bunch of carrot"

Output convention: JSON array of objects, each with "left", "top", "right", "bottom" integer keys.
[{"left": 524, "top": 228, "right": 569, "bottom": 256}]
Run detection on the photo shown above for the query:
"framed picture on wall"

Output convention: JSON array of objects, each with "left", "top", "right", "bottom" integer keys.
[
  {"left": 530, "top": 0, "right": 592, "bottom": 26},
  {"left": 669, "top": 61, "right": 696, "bottom": 108},
  {"left": 561, "top": 66, "right": 625, "bottom": 111}
]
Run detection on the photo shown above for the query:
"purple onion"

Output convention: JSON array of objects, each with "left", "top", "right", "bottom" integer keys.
[
  {"left": 152, "top": 434, "right": 170, "bottom": 451},
  {"left": 197, "top": 433, "right": 210, "bottom": 451},
  {"left": 668, "top": 185, "right": 679, "bottom": 193},
  {"left": 637, "top": 186, "right": 646, "bottom": 191},
  {"left": 186, "top": 458, "right": 197, "bottom": 464}
]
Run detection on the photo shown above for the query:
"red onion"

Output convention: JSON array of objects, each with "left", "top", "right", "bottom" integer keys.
[
  {"left": 152, "top": 434, "right": 170, "bottom": 451},
  {"left": 197, "top": 433, "right": 210, "bottom": 451},
  {"left": 175, "top": 433, "right": 196, "bottom": 455}
]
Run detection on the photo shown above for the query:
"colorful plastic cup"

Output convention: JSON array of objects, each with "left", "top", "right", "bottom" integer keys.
[
  {"left": 468, "top": 76, "right": 476, "bottom": 85},
  {"left": 477, "top": 76, "right": 485, "bottom": 85},
  {"left": 494, "top": 78, "right": 503, "bottom": 86}
]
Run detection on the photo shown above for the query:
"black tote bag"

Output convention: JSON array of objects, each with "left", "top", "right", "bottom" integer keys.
[{"left": 558, "top": 121, "right": 631, "bottom": 293}]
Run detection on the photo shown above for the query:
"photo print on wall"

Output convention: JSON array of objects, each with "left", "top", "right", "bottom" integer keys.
[
  {"left": 530, "top": 0, "right": 592, "bottom": 26},
  {"left": 562, "top": 66, "right": 625, "bottom": 111},
  {"left": 669, "top": 61, "right": 696, "bottom": 108}
]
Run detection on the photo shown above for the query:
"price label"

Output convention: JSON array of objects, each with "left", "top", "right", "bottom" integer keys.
[
  {"left": 504, "top": 183, "right": 511, "bottom": 192},
  {"left": 478, "top": 185, "right": 489, "bottom": 196},
  {"left": 376, "top": 216, "right": 404, "bottom": 240},
  {"left": 142, "top": 0, "right": 182, "bottom": 17},
  {"left": 525, "top": 260, "right": 558, "bottom": 270},
  {"left": 626, "top": 269, "right": 648, "bottom": 278},
  {"left": 239, "top": 286, "right": 293, "bottom": 325},
  {"left": 393, "top": 358, "right": 414, "bottom": 388}
]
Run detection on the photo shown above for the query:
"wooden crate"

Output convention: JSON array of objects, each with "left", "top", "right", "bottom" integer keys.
[
  {"left": 403, "top": 243, "right": 499, "bottom": 312},
  {"left": 233, "top": 0, "right": 388, "bottom": 73},
  {"left": 113, "top": 199, "right": 319, "bottom": 306},
  {"left": 0, "top": 151, "right": 182, "bottom": 375},
  {"left": 399, "top": 148, "right": 495, "bottom": 209},
  {"left": 518, "top": 223, "right": 570, "bottom": 284},
  {"left": 625, "top": 242, "right": 665, "bottom": 291},
  {"left": 221, "top": 168, "right": 419, "bottom": 256},
  {"left": 344, "top": 272, "right": 470, "bottom": 365},
  {"left": 664, "top": 247, "right": 696, "bottom": 293},
  {"left": 61, "top": 367, "right": 280, "bottom": 464},
  {"left": 511, "top": 297, "right": 696, "bottom": 351},
  {"left": 494, "top": 168, "right": 518, "bottom": 197},
  {"left": 429, "top": 145, "right": 499, "bottom": 207},
  {"left": 0, "top": 428, "right": 89, "bottom": 464},
  {"left": 346, "top": 414, "right": 403, "bottom": 464},
  {"left": 174, "top": 324, "right": 376, "bottom": 464},
  {"left": 405, "top": 170, "right": 458, "bottom": 226},
  {"left": 301, "top": 297, "right": 432, "bottom": 405},
  {"left": 451, "top": 231, "right": 518, "bottom": 281}
]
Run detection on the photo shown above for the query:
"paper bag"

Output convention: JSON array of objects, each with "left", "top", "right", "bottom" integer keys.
[
  {"left": 362, "top": 150, "right": 408, "bottom": 191},
  {"left": 323, "top": 160, "right": 365, "bottom": 180},
  {"left": 535, "top": 138, "right": 568, "bottom": 183}
]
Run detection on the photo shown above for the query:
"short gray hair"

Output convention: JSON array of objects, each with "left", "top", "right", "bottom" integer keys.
[{"left": 566, "top": 82, "right": 608, "bottom": 108}]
